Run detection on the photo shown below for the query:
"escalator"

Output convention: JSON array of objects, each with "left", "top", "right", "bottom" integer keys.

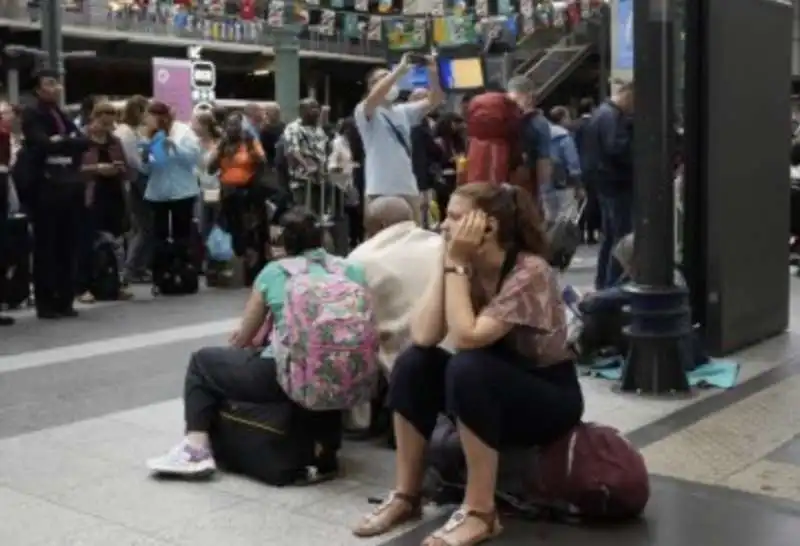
[
  {"left": 517, "top": 36, "right": 593, "bottom": 100},
  {"left": 512, "top": 4, "right": 608, "bottom": 101}
]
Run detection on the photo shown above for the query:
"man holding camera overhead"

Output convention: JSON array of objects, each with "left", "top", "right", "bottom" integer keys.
[{"left": 355, "top": 52, "right": 444, "bottom": 225}]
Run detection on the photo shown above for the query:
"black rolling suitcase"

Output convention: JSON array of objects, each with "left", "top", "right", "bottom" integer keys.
[
  {"left": 210, "top": 399, "right": 330, "bottom": 486},
  {"left": 291, "top": 176, "right": 350, "bottom": 256},
  {"left": 152, "top": 212, "right": 200, "bottom": 296},
  {"left": 2, "top": 213, "right": 32, "bottom": 309}
]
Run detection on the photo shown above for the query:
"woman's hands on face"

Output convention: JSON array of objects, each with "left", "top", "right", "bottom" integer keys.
[{"left": 446, "top": 210, "right": 487, "bottom": 266}]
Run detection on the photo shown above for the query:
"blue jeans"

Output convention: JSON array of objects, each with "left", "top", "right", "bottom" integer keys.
[{"left": 595, "top": 191, "right": 633, "bottom": 289}]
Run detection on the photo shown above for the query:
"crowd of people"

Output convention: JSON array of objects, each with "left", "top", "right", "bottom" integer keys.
[{"left": 0, "top": 57, "right": 642, "bottom": 545}]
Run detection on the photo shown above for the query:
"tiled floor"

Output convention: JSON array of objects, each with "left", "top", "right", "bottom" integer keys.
[
  {"left": 2, "top": 260, "right": 800, "bottom": 545},
  {"left": 0, "top": 346, "right": 792, "bottom": 546},
  {"left": 382, "top": 476, "right": 800, "bottom": 546},
  {"left": 0, "top": 365, "right": 762, "bottom": 546}
]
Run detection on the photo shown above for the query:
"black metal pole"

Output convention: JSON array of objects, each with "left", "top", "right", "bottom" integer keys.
[
  {"left": 597, "top": 5, "right": 609, "bottom": 102},
  {"left": 42, "top": 0, "right": 63, "bottom": 73},
  {"left": 681, "top": 0, "right": 706, "bottom": 329},
  {"left": 621, "top": 0, "right": 692, "bottom": 395}
]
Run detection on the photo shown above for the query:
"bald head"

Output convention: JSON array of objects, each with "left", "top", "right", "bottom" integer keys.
[{"left": 365, "top": 196, "right": 414, "bottom": 238}]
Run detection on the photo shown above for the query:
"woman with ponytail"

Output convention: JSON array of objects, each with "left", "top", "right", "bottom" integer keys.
[{"left": 353, "top": 182, "right": 583, "bottom": 546}]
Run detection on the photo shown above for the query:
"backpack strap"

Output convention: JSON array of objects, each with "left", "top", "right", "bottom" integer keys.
[
  {"left": 321, "top": 256, "right": 348, "bottom": 276},
  {"left": 279, "top": 257, "right": 309, "bottom": 276}
]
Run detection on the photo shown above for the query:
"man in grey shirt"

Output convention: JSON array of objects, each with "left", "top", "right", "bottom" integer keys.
[{"left": 354, "top": 53, "right": 444, "bottom": 224}]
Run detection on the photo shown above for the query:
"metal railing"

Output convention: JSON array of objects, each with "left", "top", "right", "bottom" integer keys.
[
  {"left": 524, "top": 43, "right": 592, "bottom": 99},
  {"left": 1, "top": 1, "right": 387, "bottom": 60},
  {"left": 516, "top": 25, "right": 565, "bottom": 54},
  {"left": 509, "top": 6, "right": 608, "bottom": 100},
  {"left": 512, "top": 7, "right": 606, "bottom": 73}
]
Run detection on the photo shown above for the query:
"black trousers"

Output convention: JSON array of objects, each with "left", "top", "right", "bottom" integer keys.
[
  {"left": 184, "top": 347, "right": 342, "bottom": 452},
  {"left": 151, "top": 197, "right": 195, "bottom": 249},
  {"left": 0, "top": 174, "right": 7, "bottom": 308},
  {"left": 220, "top": 186, "right": 268, "bottom": 258},
  {"left": 579, "top": 185, "right": 601, "bottom": 236},
  {"left": 389, "top": 346, "right": 584, "bottom": 450},
  {"left": 32, "top": 193, "right": 81, "bottom": 313}
]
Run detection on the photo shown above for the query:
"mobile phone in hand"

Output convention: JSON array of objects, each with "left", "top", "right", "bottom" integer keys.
[{"left": 407, "top": 53, "right": 428, "bottom": 66}]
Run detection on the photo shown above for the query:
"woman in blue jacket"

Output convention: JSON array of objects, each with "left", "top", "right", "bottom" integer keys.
[{"left": 142, "top": 101, "right": 201, "bottom": 264}]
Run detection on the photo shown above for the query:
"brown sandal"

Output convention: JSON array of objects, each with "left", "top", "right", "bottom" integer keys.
[
  {"left": 352, "top": 491, "right": 423, "bottom": 538},
  {"left": 423, "top": 508, "right": 502, "bottom": 546}
]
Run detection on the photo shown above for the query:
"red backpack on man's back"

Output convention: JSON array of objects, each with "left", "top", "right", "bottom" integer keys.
[{"left": 463, "top": 92, "right": 522, "bottom": 185}]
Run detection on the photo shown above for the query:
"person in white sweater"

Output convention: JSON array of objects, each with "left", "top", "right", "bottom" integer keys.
[
  {"left": 114, "top": 96, "right": 151, "bottom": 283},
  {"left": 349, "top": 196, "right": 445, "bottom": 374},
  {"left": 346, "top": 196, "right": 443, "bottom": 430}
]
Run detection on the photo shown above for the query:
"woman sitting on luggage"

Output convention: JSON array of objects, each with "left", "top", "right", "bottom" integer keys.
[
  {"left": 353, "top": 182, "right": 584, "bottom": 546},
  {"left": 141, "top": 101, "right": 201, "bottom": 280},
  {"left": 147, "top": 206, "right": 365, "bottom": 479}
]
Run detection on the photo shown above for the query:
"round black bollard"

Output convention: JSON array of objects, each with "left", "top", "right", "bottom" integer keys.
[{"left": 620, "top": 283, "right": 692, "bottom": 395}]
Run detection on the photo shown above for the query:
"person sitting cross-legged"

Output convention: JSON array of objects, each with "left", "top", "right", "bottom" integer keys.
[{"left": 352, "top": 183, "right": 584, "bottom": 546}]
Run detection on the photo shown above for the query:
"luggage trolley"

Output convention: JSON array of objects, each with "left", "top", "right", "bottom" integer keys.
[{"left": 290, "top": 173, "right": 351, "bottom": 256}]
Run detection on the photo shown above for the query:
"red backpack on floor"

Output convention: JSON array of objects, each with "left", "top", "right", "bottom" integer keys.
[
  {"left": 531, "top": 422, "right": 650, "bottom": 520},
  {"left": 424, "top": 419, "right": 649, "bottom": 522}
]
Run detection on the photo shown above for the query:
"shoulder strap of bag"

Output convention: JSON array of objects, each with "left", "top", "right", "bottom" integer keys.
[
  {"left": 380, "top": 113, "right": 411, "bottom": 159},
  {"left": 280, "top": 257, "right": 309, "bottom": 277},
  {"left": 321, "top": 255, "right": 348, "bottom": 277}
]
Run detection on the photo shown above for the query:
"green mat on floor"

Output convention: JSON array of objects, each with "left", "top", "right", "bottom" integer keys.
[{"left": 585, "top": 356, "right": 741, "bottom": 389}]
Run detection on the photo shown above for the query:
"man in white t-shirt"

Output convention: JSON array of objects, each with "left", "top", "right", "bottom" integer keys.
[{"left": 354, "top": 53, "right": 444, "bottom": 224}]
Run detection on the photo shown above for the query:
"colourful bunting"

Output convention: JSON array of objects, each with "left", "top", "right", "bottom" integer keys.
[{"left": 95, "top": 0, "right": 596, "bottom": 46}]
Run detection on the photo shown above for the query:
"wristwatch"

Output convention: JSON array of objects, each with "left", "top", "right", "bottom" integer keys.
[{"left": 444, "top": 265, "right": 469, "bottom": 276}]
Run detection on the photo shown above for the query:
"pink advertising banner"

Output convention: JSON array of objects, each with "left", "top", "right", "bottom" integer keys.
[{"left": 152, "top": 57, "right": 193, "bottom": 122}]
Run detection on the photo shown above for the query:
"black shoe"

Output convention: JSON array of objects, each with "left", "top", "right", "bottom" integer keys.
[
  {"left": 314, "top": 451, "right": 340, "bottom": 477},
  {"left": 295, "top": 452, "right": 340, "bottom": 486},
  {"left": 0, "top": 315, "right": 14, "bottom": 326},
  {"left": 37, "top": 309, "right": 61, "bottom": 320}
]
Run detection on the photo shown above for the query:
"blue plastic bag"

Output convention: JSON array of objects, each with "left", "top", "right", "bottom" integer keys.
[
  {"left": 148, "top": 131, "right": 170, "bottom": 166},
  {"left": 206, "top": 225, "right": 234, "bottom": 262}
]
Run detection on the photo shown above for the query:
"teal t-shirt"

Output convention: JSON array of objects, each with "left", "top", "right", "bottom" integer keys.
[{"left": 254, "top": 248, "right": 367, "bottom": 358}]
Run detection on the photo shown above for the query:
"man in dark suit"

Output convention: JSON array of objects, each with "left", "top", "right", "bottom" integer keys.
[
  {"left": 0, "top": 123, "right": 11, "bottom": 326},
  {"left": 19, "top": 70, "right": 89, "bottom": 319}
]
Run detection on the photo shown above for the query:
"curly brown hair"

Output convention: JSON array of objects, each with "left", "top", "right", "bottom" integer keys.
[{"left": 453, "top": 182, "right": 549, "bottom": 257}]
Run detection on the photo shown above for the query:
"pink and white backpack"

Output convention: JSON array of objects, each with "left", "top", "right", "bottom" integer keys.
[{"left": 272, "top": 256, "right": 380, "bottom": 411}]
